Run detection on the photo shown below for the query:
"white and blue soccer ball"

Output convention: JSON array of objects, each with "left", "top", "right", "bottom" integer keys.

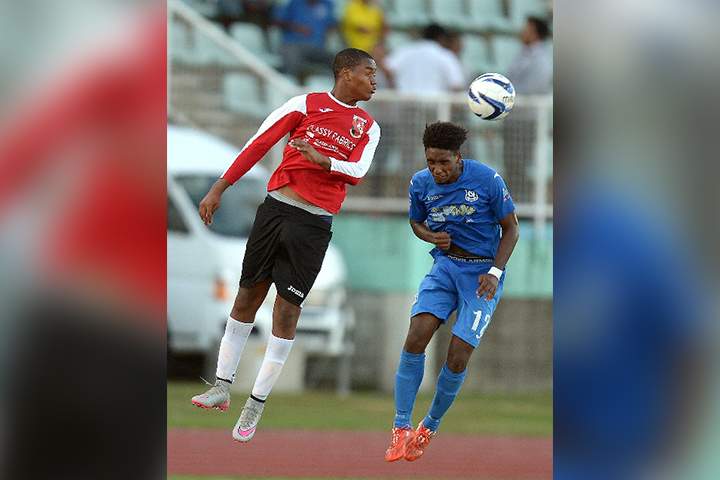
[{"left": 467, "top": 73, "right": 516, "bottom": 120}]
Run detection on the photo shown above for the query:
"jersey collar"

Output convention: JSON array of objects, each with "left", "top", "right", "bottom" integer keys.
[{"left": 327, "top": 91, "right": 358, "bottom": 109}]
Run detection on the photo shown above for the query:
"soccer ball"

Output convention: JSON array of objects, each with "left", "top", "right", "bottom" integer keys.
[{"left": 467, "top": 73, "right": 516, "bottom": 120}]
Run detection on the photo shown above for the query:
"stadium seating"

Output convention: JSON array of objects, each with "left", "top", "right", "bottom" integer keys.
[
  {"left": 182, "top": 0, "right": 217, "bottom": 18},
  {"left": 267, "top": 26, "right": 282, "bottom": 54},
  {"left": 195, "top": 34, "right": 241, "bottom": 66},
  {"left": 428, "top": 0, "right": 471, "bottom": 30},
  {"left": 385, "top": 30, "right": 413, "bottom": 51},
  {"left": 169, "top": 22, "right": 194, "bottom": 63},
  {"left": 326, "top": 30, "right": 347, "bottom": 55},
  {"left": 230, "top": 23, "right": 281, "bottom": 67},
  {"left": 509, "top": 0, "right": 549, "bottom": 29},
  {"left": 467, "top": 0, "right": 512, "bottom": 30},
  {"left": 490, "top": 35, "right": 523, "bottom": 73},
  {"left": 460, "top": 34, "right": 491, "bottom": 77},
  {"left": 386, "top": 0, "right": 431, "bottom": 29},
  {"left": 304, "top": 74, "right": 335, "bottom": 93},
  {"left": 224, "top": 73, "right": 268, "bottom": 117}
]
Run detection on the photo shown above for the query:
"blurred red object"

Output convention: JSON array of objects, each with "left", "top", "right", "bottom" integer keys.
[{"left": 0, "top": 5, "right": 166, "bottom": 323}]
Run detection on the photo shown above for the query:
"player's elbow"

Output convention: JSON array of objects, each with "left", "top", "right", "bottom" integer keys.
[
  {"left": 345, "top": 175, "right": 362, "bottom": 186},
  {"left": 504, "top": 223, "right": 520, "bottom": 242}
]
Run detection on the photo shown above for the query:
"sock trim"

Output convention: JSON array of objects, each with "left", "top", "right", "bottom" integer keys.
[
  {"left": 250, "top": 394, "right": 266, "bottom": 403},
  {"left": 216, "top": 377, "right": 233, "bottom": 384}
]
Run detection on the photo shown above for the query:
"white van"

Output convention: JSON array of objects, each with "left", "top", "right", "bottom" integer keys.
[{"left": 167, "top": 125, "right": 354, "bottom": 370}]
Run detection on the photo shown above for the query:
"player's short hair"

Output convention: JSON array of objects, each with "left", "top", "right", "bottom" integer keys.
[
  {"left": 333, "top": 48, "right": 374, "bottom": 78},
  {"left": 527, "top": 16, "right": 550, "bottom": 40},
  {"left": 423, "top": 122, "right": 468, "bottom": 152}
]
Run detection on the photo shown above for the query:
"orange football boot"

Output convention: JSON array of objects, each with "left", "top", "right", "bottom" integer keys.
[
  {"left": 404, "top": 422, "right": 436, "bottom": 461},
  {"left": 384, "top": 426, "right": 414, "bottom": 462}
]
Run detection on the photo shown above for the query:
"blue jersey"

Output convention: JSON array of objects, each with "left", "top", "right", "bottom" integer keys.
[{"left": 409, "top": 159, "right": 515, "bottom": 258}]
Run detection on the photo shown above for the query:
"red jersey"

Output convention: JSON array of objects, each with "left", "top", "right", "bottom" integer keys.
[{"left": 221, "top": 92, "right": 381, "bottom": 214}]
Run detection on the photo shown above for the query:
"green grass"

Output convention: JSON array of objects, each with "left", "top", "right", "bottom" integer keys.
[{"left": 168, "top": 381, "right": 551, "bottom": 436}]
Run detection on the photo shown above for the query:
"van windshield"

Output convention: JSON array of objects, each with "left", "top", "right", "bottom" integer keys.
[{"left": 176, "top": 174, "right": 266, "bottom": 238}]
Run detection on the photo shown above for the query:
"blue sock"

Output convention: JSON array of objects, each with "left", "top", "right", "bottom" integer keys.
[
  {"left": 423, "top": 363, "right": 467, "bottom": 432},
  {"left": 393, "top": 350, "right": 426, "bottom": 428}
]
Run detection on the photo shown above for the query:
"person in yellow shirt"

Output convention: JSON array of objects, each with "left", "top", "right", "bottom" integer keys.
[{"left": 341, "top": 0, "right": 387, "bottom": 53}]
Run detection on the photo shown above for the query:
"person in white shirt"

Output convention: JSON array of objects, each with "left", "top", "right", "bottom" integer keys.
[
  {"left": 369, "top": 24, "right": 465, "bottom": 185},
  {"left": 384, "top": 24, "right": 465, "bottom": 95}
]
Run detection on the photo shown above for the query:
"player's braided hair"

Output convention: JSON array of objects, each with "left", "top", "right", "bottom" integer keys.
[
  {"left": 423, "top": 121, "right": 468, "bottom": 152},
  {"left": 333, "top": 48, "right": 373, "bottom": 78}
]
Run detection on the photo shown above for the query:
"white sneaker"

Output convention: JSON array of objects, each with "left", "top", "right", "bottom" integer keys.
[
  {"left": 232, "top": 397, "right": 265, "bottom": 443},
  {"left": 191, "top": 380, "right": 231, "bottom": 411}
]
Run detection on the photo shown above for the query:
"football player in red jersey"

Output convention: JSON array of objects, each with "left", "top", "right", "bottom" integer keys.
[{"left": 190, "top": 48, "right": 380, "bottom": 442}]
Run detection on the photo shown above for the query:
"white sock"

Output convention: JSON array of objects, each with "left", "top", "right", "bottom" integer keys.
[
  {"left": 251, "top": 334, "right": 295, "bottom": 400},
  {"left": 215, "top": 317, "right": 254, "bottom": 383}
]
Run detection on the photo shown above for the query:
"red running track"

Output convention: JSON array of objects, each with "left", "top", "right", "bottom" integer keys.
[{"left": 168, "top": 428, "right": 551, "bottom": 479}]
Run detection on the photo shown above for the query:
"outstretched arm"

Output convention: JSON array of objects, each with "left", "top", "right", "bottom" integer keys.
[
  {"left": 199, "top": 95, "right": 307, "bottom": 225},
  {"left": 198, "top": 178, "right": 231, "bottom": 225}
]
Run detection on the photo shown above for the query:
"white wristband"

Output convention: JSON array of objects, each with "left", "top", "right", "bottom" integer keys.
[{"left": 488, "top": 266, "right": 504, "bottom": 280}]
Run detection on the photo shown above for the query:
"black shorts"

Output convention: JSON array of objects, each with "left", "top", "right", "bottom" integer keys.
[{"left": 239, "top": 195, "right": 333, "bottom": 306}]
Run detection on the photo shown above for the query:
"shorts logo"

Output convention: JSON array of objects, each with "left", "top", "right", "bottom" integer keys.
[
  {"left": 287, "top": 285, "right": 305, "bottom": 298},
  {"left": 349, "top": 115, "right": 367, "bottom": 138},
  {"left": 465, "top": 190, "right": 479, "bottom": 202}
]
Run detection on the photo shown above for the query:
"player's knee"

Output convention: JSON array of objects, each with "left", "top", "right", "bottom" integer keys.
[
  {"left": 404, "top": 331, "right": 429, "bottom": 354},
  {"left": 446, "top": 352, "right": 470, "bottom": 373},
  {"left": 272, "top": 297, "right": 301, "bottom": 337},
  {"left": 230, "top": 290, "right": 262, "bottom": 321}
]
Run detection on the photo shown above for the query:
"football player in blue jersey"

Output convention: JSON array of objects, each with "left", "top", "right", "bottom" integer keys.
[{"left": 384, "top": 121, "right": 520, "bottom": 462}]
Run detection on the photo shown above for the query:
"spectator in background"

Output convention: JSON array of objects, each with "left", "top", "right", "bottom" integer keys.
[
  {"left": 383, "top": 24, "right": 465, "bottom": 94},
  {"left": 274, "top": 0, "right": 337, "bottom": 84},
  {"left": 239, "top": 0, "right": 275, "bottom": 42},
  {"left": 506, "top": 16, "right": 552, "bottom": 94},
  {"left": 216, "top": 1, "right": 275, "bottom": 46},
  {"left": 440, "top": 29, "right": 463, "bottom": 59},
  {"left": 340, "top": 0, "right": 387, "bottom": 54},
  {"left": 439, "top": 29, "right": 474, "bottom": 146},
  {"left": 371, "top": 24, "right": 466, "bottom": 192},
  {"left": 502, "top": 16, "right": 552, "bottom": 202},
  {"left": 215, "top": 0, "right": 244, "bottom": 32}
]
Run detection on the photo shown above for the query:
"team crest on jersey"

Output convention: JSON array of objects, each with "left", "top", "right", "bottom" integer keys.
[
  {"left": 349, "top": 115, "right": 367, "bottom": 138},
  {"left": 465, "top": 190, "right": 479, "bottom": 202}
]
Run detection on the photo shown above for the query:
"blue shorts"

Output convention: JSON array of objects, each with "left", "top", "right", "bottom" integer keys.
[{"left": 411, "top": 255, "right": 505, "bottom": 348}]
